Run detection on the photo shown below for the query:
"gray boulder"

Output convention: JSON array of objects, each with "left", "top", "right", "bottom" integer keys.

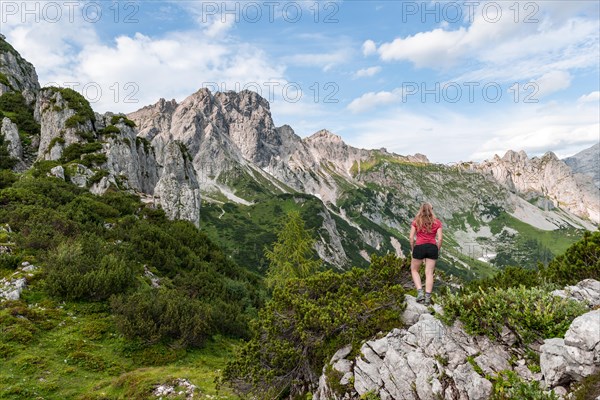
[
  {"left": 552, "top": 279, "right": 600, "bottom": 308},
  {"left": 541, "top": 310, "right": 600, "bottom": 388}
]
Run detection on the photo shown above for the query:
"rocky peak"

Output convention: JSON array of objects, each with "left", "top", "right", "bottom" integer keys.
[
  {"left": 129, "top": 98, "right": 178, "bottom": 143},
  {"left": 541, "top": 151, "right": 559, "bottom": 162},
  {"left": 215, "top": 89, "right": 271, "bottom": 113},
  {"left": 500, "top": 149, "right": 528, "bottom": 163},
  {"left": 0, "top": 36, "right": 40, "bottom": 104},
  {"left": 409, "top": 153, "right": 429, "bottom": 163},
  {"left": 306, "top": 129, "right": 344, "bottom": 144}
]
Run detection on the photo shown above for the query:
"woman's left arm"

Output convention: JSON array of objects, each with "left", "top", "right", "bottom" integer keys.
[{"left": 436, "top": 227, "right": 443, "bottom": 249}]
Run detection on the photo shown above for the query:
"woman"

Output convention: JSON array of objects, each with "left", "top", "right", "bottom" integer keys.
[{"left": 410, "top": 203, "right": 442, "bottom": 306}]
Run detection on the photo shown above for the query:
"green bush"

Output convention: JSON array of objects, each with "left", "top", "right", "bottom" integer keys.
[
  {"left": 88, "top": 169, "right": 109, "bottom": 185},
  {"left": 0, "top": 91, "right": 40, "bottom": 136},
  {"left": 438, "top": 285, "right": 587, "bottom": 344},
  {"left": 111, "top": 288, "right": 213, "bottom": 347},
  {"left": 0, "top": 254, "right": 21, "bottom": 270},
  {"left": 223, "top": 254, "right": 408, "bottom": 399},
  {"left": 31, "top": 160, "right": 61, "bottom": 178},
  {"left": 463, "top": 265, "right": 544, "bottom": 294},
  {"left": 111, "top": 115, "right": 136, "bottom": 127},
  {"left": 60, "top": 142, "right": 103, "bottom": 164},
  {"left": 491, "top": 370, "right": 558, "bottom": 399},
  {"left": 48, "top": 135, "right": 66, "bottom": 149},
  {"left": 0, "top": 173, "right": 264, "bottom": 353},
  {"left": 136, "top": 136, "right": 152, "bottom": 153},
  {"left": 0, "top": 169, "right": 17, "bottom": 188},
  {"left": 540, "top": 231, "right": 600, "bottom": 286},
  {"left": 9, "top": 175, "right": 83, "bottom": 207},
  {"left": 47, "top": 87, "right": 95, "bottom": 125},
  {"left": 0, "top": 72, "right": 11, "bottom": 88},
  {"left": 0, "top": 187, "right": 52, "bottom": 208},
  {"left": 80, "top": 153, "right": 107, "bottom": 168},
  {"left": 99, "top": 125, "right": 120, "bottom": 135},
  {"left": 9, "top": 205, "right": 77, "bottom": 250},
  {"left": 76, "top": 129, "right": 96, "bottom": 142},
  {"left": 44, "top": 238, "right": 136, "bottom": 301},
  {"left": 98, "top": 191, "right": 140, "bottom": 216},
  {"left": 0, "top": 37, "right": 19, "bottom": 55},
  {"left": 61, "top": 195, "right": 120, "bottom": 227}
]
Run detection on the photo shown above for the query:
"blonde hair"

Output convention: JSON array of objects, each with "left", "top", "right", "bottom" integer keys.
[{"left": 414, "top": 203, "right": 436, "bottom": 232}]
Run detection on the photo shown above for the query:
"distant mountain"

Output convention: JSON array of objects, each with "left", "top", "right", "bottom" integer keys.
[
  {"left": 0, "top": 35, "right": 597, "bottom": 280},
  {"left": 475, "top": 150, "right": 599, "bottom": 225},
  {"left": 563, "top": 143, "right": 600, "bottom": 188}
]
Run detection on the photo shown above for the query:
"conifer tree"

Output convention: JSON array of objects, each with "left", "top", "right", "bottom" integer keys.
[{"left": 264, "top": 210, "right": 321, "bottom": 288}]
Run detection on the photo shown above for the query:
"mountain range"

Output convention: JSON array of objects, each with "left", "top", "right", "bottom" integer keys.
[{"left": 1, "top": 35, "right": 598, "bottom": 280}]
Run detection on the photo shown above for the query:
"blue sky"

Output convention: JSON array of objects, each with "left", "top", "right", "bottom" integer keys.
[{"left": 1, "top": 0, "right": 598, "bottom": 162}]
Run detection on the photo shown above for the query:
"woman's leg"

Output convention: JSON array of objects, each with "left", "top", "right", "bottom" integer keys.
[
  {"left": 411, "top": 257, "right": 423, "bottom": 289},
  {"left": 424, "top": 258, "right": 436, "bottom": 293}
]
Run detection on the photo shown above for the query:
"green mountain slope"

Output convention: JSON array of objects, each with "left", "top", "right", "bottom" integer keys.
[{"left": 0, "top": 170, "right": 265, "bottom": 399}]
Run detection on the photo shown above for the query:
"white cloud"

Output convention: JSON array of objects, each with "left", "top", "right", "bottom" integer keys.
[
  {"left": 378, "top": 28, "right": 468, "bottom": 67},
  {"left": 286, "top": 49, "right": 351, "bottom": 72},
  {"left": 0, "top": 2, "right": 289, "bottom": 114},
  {"left": 354, "top": 66, "right": 381, "bottom": 78},
  {"left": 533, "top": 71, "right": 572, "bottom": 98},
  {"left": 172, "top": 0, "right": 238, "bottom": 38},
  {"left": 347, "top": 89, "right": 403, "bottom": 113},
  {"left": 467, "top": 101, "right": 599, "bottom": 161},
  {"left": 372, "top": 2, "right": 599, "bottom": 84},
  {"left": 70, "top": 32, "right": 286, "bottom": 113},
  {"left": 578, "top": 91, "right": 600, "bottom": 103},
  {"left": 2, "top": 10, "right": 98, "bottom": 80},
  {"left": 270, "top": 100, "right": 332, "bottom": 136},
  {"left": 343, "top": 100, "right": 599, "bottom": 163},
  {"left": 362, "top": 40, "right": 377, "bottom": 56}
]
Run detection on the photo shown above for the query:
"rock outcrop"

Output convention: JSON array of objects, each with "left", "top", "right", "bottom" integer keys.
[
  {"left": 315, "top": 280, "right": 600, "bottom": 399},
  {"left": 540, "top": 310, "right": 600, "bottom": 388},
  {"left": 539, "top": 281, "right": 600, "bottom": 391},
  {"left": 34, "top": 88, "right": 97, "bottom": 160},
  {"left": 0, "top": 35, "right": 40, "bottom": 104},
  {"left": 1, "top": 117, "right": 22, "bottom": 161},
  {"left": 0, "top": 261, "right": 38, "bottom": 301},
  {"left": 315, "top": 307, "right": 507, "bottom": 400},
  {"left": 552, "top": 279, "right": 600, "bottom": 308},
  {"left": 153, "top": 141, "right": 201, "bottom": 224}
]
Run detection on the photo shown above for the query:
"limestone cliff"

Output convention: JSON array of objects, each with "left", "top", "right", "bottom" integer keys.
[{"left": 476, "top": 150, "right": 600, "bottom": 224}]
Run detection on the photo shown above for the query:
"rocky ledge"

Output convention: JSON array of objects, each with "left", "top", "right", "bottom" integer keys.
[{"left": 315, "top": 280, "right": 600, "bottom": 400}]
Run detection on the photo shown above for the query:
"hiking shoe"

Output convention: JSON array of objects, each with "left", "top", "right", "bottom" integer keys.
[
  {"left": 416, "top": 290, "right": 425, "bottom": 304},
  {"left": 424, "top": 297, "right": 433, "bottom": 306}
]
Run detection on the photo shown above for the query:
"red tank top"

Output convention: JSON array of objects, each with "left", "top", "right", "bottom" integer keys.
[{"left": 412, "top": 219, "right": 442, "bottom": 245}]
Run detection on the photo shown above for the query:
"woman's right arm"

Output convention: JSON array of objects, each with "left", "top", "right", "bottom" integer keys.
[{"left": 410, "top": 225, "right": 416, "bottom": 251}]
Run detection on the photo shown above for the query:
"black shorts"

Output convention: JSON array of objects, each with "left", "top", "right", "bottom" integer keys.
[{"left": 412, "top": 244, "right": 439, "bottom": 260}]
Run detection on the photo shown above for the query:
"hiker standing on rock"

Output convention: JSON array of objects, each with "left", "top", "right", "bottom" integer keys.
[{"left": 410, "top": 203, "right": 443, "bottom": 306}]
